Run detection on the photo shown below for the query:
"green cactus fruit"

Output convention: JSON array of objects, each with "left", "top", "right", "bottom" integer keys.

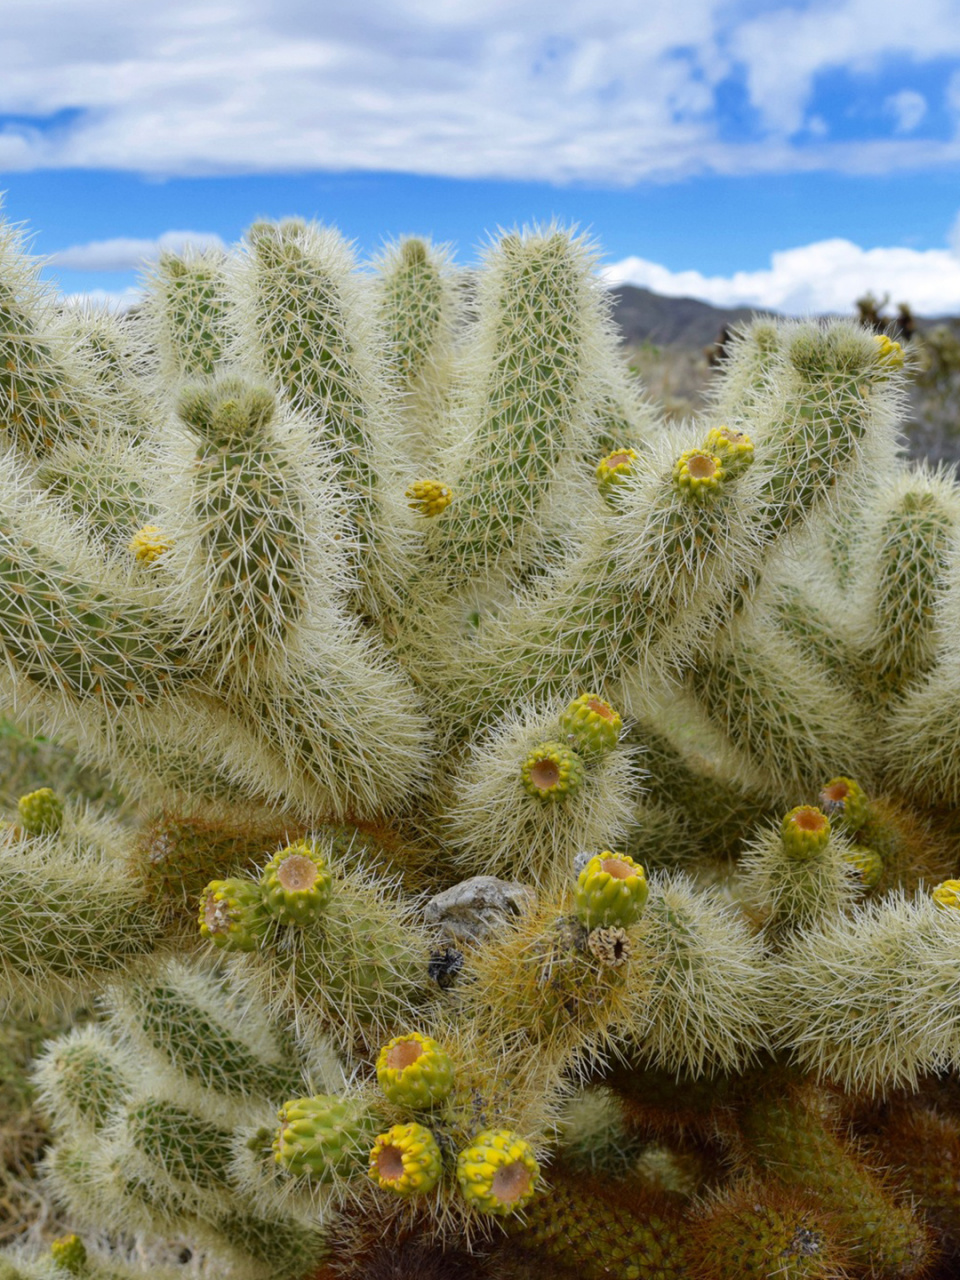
[
  {"left": 819, "top": 776, "right": 869, "bottom": 834},
  {"left": 672, "top": 449, "right": 725, "bottom": 502},
  {"left": 575, "top": 852, "right": 649, "bottom": 930},
  {"left": 261, "top": 840, "right": 333, "bottom": 926},
  {"left": 368, "top": 1122, "right": 443, "bottom": 1195},
  {"left": 842, "top": 844, "right": 884, "bottom": 890},
  {"left": 405, "top": 479, "right": 454, "bottom": 517},
  {"left": 596, "top": 447, "right": 638, "bottom": 498},
  {"left": 558, "top": 693, "right": 623, "bottom": 755},
  {"left": 702, "top": 425, "right": 755, "bottom": 478},
  {"left": 198, "top": 877, "right": 268, "bottom": 951},
  {"left": 274, "top": 1094, "right": 376, "bottom": 1182},
  {"left": 520, "top": 741, "right": 585, "bottom": 802},
  {"left": 49, "top": 1236, "right": 87, "bottom": 1276},
  {"left": 17, "top": 788, "right": 63, "bottom": 835},
  {"left": 456, "top": 1129, "right": 540, "bottom": 1215},
  {"left": 780, "top": 806, "right": 831, "bottom": 859},
  {"left": 375, "top": 1032, "right": 455, "bottom": 1109}
]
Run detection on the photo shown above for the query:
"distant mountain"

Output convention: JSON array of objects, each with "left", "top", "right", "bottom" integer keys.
[{"left": 607, "top": 284, "right": 775, "bottom": 350}]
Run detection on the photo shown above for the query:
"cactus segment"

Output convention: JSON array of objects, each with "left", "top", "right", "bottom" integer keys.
[
  {"left": 520, "top": 742, "right": 585, "bottom": 802},
  {"left": 558, "top": 694, "right": 622, "bottom": 755},
  {"left": 575, "top": 852, "right": 649, "bottom": 930},
  {"left": 368, "top": 1122, "right": 443, "bottom": 1195},
  {"left": 261, "top": 840, "right": 333, "bottom": 926},
  {"left": 375, "top": 1033, "right": 456, "bottom": 1109},
  {"left": 274, "top": 1094, "right": 376, "bottom": 1182},
  {"left": 456, "top": 1129, "right": 539, "bottom": 1215}
]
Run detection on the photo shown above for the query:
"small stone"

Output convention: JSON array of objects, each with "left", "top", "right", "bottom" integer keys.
[{"left": 424, "top": 875, "right": 535, "bottom": 945}]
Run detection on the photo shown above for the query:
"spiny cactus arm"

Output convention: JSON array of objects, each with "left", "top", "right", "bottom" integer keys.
[
  {"left": 708, "top": 317, "right": 782, "bottom": 422},
  {"left": 32, "top": 1023, "right": 134, "bottom": 1137},
  {"left": 443, "top": 696, "right": 641, "bottom": 882},
  {"left": 230, "top": 218, "right": 411, "bottom": 617},
  {"left": 737, "top": 1081, "right": 935, "bottom": 1277},
  {"left": 140, "top": 247, "right": 232, "bottom": 382},
  {"left": 36, "top": 431, "right": 151, "bottom": 555},
  {"left": 0, "top": 825, "right": 164, "bottom": 1012}
]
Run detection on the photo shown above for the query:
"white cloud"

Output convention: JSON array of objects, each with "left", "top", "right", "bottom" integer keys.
[
  {"left": 0, "top": 2, "right": 956, "bottom": 182},
  {"left": 602, "top": 237, "right": 960, "bottom": 316},
  {"left": 49, "top": 230, "right": 226, "bottom": 271},
  {"left": 60, "top": 286, "right": 144, "bottom": 313},
  {"left": 885, "top": 89, "right": 927, "bottom": 134}
]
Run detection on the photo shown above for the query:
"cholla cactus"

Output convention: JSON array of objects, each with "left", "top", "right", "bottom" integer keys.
[{"left": 2, "top": 207, "right": 960, "bottom": 1279}]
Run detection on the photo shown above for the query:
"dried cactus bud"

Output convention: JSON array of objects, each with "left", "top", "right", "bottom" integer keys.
[
  {"left": 369, "top": 1122, "right": 443, "bottom": 1195},
  {"left": 50, "top": 1234, "right": 87, "bottom": 1275},
  {"left": 261, "top": 839, "right": 333, "bottom": 926},
  {"left": 672, "top": 449, "right": 724, "bottom": 501},
  {"left": 842, "top": 845, "right": 884, "bottom": 890},
  {"left": 575, "top": 851, "right": 648, "bottom": 930},
  {"left": 780, "top": 806, "right": 831, "bottom": 860},
  {"left": 274, "top": 1095, "right": 376, "bottom": 1182},
  {"left": 17, "top": 787, "right": 63, "bottom": 835},
  {"left": 456, "top": 1129, "right": 539, "bottom": 1215},
  {"left": 586, "top": 925, "right": 632, "bottom": 968},
  {"left": 819, "top": 777, "right": 869, "bottom": 834},
  {"left": 874, "top": 333, "right": 905, "bottom": 369},
  {"left": 933, "top": 879, "right": 960, "bottom": 911},
  {"left": 128, "top": 524, "right": 172, "bottom": 564},
  {"left": 199, "top": 877, "right": 269, "bottom": 951},
  {"left": 406, "top": 478, "right": 454, "bottom": 516},
  {"left": 558, "top": 693, "right": 622, "bottom": 755},
  {"left": 520, "top": 741, "right": 585, "bottom": 802},
  {"left": 375, "top": 1032, "right": 455, "bottom": 1109},
  {"left": 703, "top": 425, "right": 755, "bottom": 477},
  {"left": 596, "top": 447, "right": 638, "bottom": 497}
]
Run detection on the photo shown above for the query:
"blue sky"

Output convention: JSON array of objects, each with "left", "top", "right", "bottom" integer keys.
[{"left": 2, "top": 0, "right": 960, "bottom": 315}]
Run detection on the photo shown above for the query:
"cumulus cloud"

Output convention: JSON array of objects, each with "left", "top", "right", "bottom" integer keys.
[
  {"left": 602, "top": 237, "right": 960, "bottom": 316},
  {"left": 885, "top": 90, "right": 927, "bottom": 134},
  {"left": 49, "top": 230, "right": 226, "bottom": 271},
  {"left": 0, "top": 1, "right": 957, "bottom": 182}
]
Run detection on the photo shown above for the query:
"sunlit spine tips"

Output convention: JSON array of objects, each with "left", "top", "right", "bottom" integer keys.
[
  {"left": 575, "top": 852, "right": 649, "bottom": 930},
  {"left": 558, "top": 693, "right": 623, "bottom": 755},
  {"left": 520, "top": 741, "right": 585, "bottom": 802},
  {"left": 405, "top": 478, "right": 454, "bottom": 517},
  {"left": 198, "top": 877, "right": 268, "bottom": 952},
  {"left": 368, "top": 1122, "right": 443, "bottom": 1196},
  {"left": 375, "top": 1033, "right": 455, "bottom": 1109},
  {"left": 260, "top": 840, "right": 332, "bottom": 927},
  {"left": 456, "top": 1129, "right": 539, "bottom": 1215},
  {"left": 780, "top": 806, "right": 831, "bottom": 859}
]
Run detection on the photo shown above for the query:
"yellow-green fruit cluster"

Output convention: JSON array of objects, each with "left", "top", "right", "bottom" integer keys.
[
  {"left": 780, "top": 807, "right": 831, "bottom": 860},
  {"left": 596, "top": 447, "right": 637, "bottom": 497},
  {"left": 274, "top": 1095, "right": 375, "bottom": 1182},
  {"left": 575, "top": 852, "right": 649, "bottom": 930},
  {"left": 933, "top": 879, "right": 960, "bottom": 910},
  {"left": 368, "top": 1122, "right": 443, "bottom": 1195},
  {"left": 456, "top": 1129, "right": 540, "bottom": 1215},
  {"left": 559, "top": 694, "right": 622, "bottom": 756},
  {"left": 819, "top": 777, "right": 869, "bottom": 833},
  {"left": 842, "top": 845, "right": 884, "bottom": 890},
  {"left": 17, "top": 787, "right": 63, "bottom": 835},
  {"left": 375, "top": 1033, "right": 455, "bottom": 1109},
  {"left": 521, "top": 741, "right": 584, "bottom": 802},
  {"left": 672, "top": 449, "right": 724, "bottom": 501},
  {"left": 874, "top": 333, "right": 905, "bottom": 368},
  {"left": 261, "top": 840, "right": 332, "bottom": 926},
  {"left": 128, "top": 524, "right": 172, "bottom": 564},
  {"left": 703, "top": 425, "right": 755, "bottom": 477},
  {"left": 406, "top": 478, "right": 454, "bottom": 516},
  {"left": 199, "top": 878, "right": 268, "bottom": 952}
]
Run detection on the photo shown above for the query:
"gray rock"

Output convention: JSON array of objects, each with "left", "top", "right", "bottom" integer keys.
[{"left": 424, "top": 875, "right": 534, "bottom": 945}]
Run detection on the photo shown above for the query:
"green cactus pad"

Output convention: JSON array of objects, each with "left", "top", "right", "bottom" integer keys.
[
  {"left": 780, "top": 807, "right": 831, "bottom": 860},
  {"left": 261, "top": 840, "right": 333, "bottom": 926},
  {"left": 456, "top": 1128, "right": 540, "bottom": 1215},
  {"left": 198, "top": 878, "right": 268, "bottom": 951},
  {"left": 520, "top": 741, "right": 585, "bottom": 802},
  {"left": 368, "top": 1122, "right": 443, "bottom": 1196},
  {"left": 819, "top": 777, "right": 869, "bottom": 834},
  {"left": 17, "top": 787, "right": 63, "bottom": 835},
  {"left": 575, "top": 852, "right": 649, "bottom": 931},
  {"left": 558, "top": 694, "right": 622, "bottom": 755},
  {"left": 375, "top": 1032, "right": 455, "bottom": 1109},
  {"left": 274, "top": 1094, "right": 376, "bottom": 1183}
]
